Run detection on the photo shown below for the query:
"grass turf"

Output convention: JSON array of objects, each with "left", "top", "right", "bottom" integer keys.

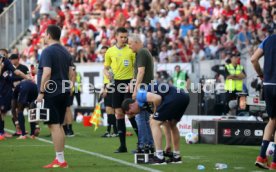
[{"left": 0, "top": 115, "right": 266, "bottom": 172}]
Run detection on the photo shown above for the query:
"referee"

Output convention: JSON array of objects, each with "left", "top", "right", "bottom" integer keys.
[
  {"left": 104, "top": 27, "right": 138, "bottom": 153},
  {"left": 36, "top": 25, "right": 74, "bottom": 168},
  {"left": 252, "top": 34, "right": 276, "bottom": 170}
]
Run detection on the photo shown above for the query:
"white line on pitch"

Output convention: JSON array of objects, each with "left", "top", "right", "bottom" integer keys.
[
  {"left": 5, "top": 128, "right": 161, "bottom": 172},
  {"left": 1, "top": 145, "right": 51, "bottom": 147}
]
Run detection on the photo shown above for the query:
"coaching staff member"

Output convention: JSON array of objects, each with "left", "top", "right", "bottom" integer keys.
[
  {"left": 104, "top": 27, "right": 138, "bottom": 153},
  {"left": 252, "top": 34, "right": 276, "bottom": 170},
  {"left": 122, "top": 84, "right": 190, "bottom": 164},
  {"left": 36, "top": 25, "right": 74, "bottom": 168},
  {"left": 128, "top": 34, "right": 154, "bottom": 152}
]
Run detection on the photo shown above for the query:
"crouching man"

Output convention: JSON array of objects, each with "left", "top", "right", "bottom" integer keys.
[{"left": 122, "top": 84, "right": 190, "bottom": 164}]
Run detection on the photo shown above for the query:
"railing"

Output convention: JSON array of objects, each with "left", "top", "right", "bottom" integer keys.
[{"left": 0, "top": 0, "right": 37, "bottom": 49}]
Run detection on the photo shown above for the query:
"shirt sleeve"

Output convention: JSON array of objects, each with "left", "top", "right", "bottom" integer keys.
[
  {"left": 40, "top": 49, "right": 52, "bottom": 68},
  {"left": 104, "top": 49, "right": 111, "bottom": 67},
  {"left": 258, "top": 36, "right": 269, "bottom": 49},
  {"left": 136, "top": 89, "right": 147, "bottom": 107},
  {"left": 137, "top": 49, "right": 148, "bottom": 68}
]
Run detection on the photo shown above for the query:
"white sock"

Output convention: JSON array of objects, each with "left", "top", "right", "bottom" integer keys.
[
  {"left": 56, "top": 152, "right": 65, "bottom": 163},
  {"left": 156, "top": 150, "right": 164, "bottom": 159},
  {"left": 173, "top": 151, "right": 180, "bottom": 158}
]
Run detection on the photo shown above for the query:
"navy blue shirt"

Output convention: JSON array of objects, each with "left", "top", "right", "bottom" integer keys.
[
  {"left": 136, "top": 83, "right": 175, "bottom": 107},
  {"left": 0, "top": 58, "right": 15, "bottom": 95},
  {"left": 259, "top": 34, "right": 276, "bottom": 84},
  {"left": 37, "top": 43, "right": 73, "bottom": 97}
]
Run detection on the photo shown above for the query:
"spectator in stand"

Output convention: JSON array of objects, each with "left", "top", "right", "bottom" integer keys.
[
  {"left": 191, "top": 0, "right": 206, "bottom": 15},
  {"left": 237, "top": 24, "right": 252, "bottom": 51},
  {"left": 33, "top": 0, "right": 52, "bottom": 16},
  {"left": 192, "top": 44, "right": 205, "bottom": 62},
  {"left": 179, "top": 17, "right": 194, "bottom": 38},
  {"left": 167, "top": 3, "right": 180, "bottom": 22},
  {"left": 159, "top": 44, "right": 169, "bottom": 63},
  {"left": 147, "top": 10, "right": 159, "bottom": 29},
  {"left": 216, "top": 16, "right": 228, "bottom": 37},
  {"left": 159, "top": 9, "right": 170, "bottom": 30},
  {"left": 213, "top": 1, "right": 223, "bottom": 20},
  {"left": 74, "top": 49, "right": 88, "bottom": 63}
]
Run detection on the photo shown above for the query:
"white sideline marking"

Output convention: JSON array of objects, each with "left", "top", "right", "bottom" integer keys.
[
  {"left": 5, "top": 128, "right": 161, "bottom": 172},
  {"left": 183, "top": 156, "right": 204, "bottom": 160},
  {"left": 1, "top": 145, "right": 51, "bottom": 147}
]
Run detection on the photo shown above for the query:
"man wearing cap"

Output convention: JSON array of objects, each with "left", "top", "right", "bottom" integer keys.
[
  {"left": 224, "top": 52, "right": 246, "bottom": 115},
  {"left": 167, "top": 3, "right": 180, "bottom": 22},
  {"left": 159, "top": 9, "right": 169, "bottom": 30}
]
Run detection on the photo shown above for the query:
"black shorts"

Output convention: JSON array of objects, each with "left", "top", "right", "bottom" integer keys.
[
  {"left": 44, "top": 93, "right": 69, "bottom": 124},
  {"left": 104, "top": 92, "right": 113, "bottom": 107},
  {"left": 153, "top": 90, "right": 190, "bottom": 122},
  {"left": 13, "top": 81, "right": 38, "bottom": 106},
  {"left": 111, "top": 80, "right": 131, "bottom": 108},
  {"left": 0, "top": 90, "right": 12, "bottom": 113},
  {"left": 67, "top": 95, "right": 74, "bottom": 107},
  {"left": 264, "top": 85, "right": 276, "bottom": 118}
]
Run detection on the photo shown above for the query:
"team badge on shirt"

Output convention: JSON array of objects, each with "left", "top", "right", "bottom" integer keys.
[{"left": 124, "top": 60, "right": 129, "bottom": 67}]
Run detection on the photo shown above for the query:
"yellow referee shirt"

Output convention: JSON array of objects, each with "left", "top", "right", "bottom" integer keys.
[
  {"left": 104, "top": 45, "right": 135, "bottom": 80},
  {"left": 103, "top": 75, "right": 110, "bottom": 84}
]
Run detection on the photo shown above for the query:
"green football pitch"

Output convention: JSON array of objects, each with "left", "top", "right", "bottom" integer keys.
[{"left": 0, "top": 116, "right": 266, "bottom": 172}]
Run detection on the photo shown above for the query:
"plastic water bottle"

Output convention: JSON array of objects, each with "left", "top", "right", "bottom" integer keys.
[
  {"left": 197, "top": 165, "right": 205, "bottom": 170},
  {"left": 215, "top": 163, "right": 228, "bottom": 170}
]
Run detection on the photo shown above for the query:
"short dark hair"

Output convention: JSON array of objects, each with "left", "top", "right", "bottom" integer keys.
[
  {"left": 121, "top": 98, "right": 135, "bottom": 113},
  {"left": 9, "top": 54, "right": 19, "bottom": 60},
  {"left": 46, "top": 25, "right": 61, "bottom": 41},
  {"left": 101, "top": 46, "right": 109, "bottom": 50},
  {"left": 116, "top": 27, "right": 128, "bottom": 35}
]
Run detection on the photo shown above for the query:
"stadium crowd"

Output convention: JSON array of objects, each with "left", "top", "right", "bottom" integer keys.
[{"left": 14, "top": 0, "right": 276, "bottom": 69}]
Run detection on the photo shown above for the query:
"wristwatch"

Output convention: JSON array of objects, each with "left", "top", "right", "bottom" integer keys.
[{"left": 40, "top": 91, "right": 45, "bottom": 94}]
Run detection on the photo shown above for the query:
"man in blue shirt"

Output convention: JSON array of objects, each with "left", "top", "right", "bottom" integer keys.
[
  {"left": 12, "top": 80, "right": 38, "bottom": 139},
  {"left": 0, "top": 49, "right": 31, "bottom": 140},
  {"left": 252, "top": 34, "right": 276, "bottom": 170},
  {"left": 122, "top": 84, "right": 190, "bottom": 164},
  {"left": 36, "top": 25, "right": 74, "bottom": 168}
]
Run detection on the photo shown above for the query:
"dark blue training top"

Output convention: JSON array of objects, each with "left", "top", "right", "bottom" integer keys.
[
  {"left": 259, "top": 34, "right": 276, "bottom": 84},
  {"left": 136, "top": 83, "right": 179, "bottom": 107},
  {"left": 37, "top": 43, "right": 73, "bottom": 97},
  {"left": 0, "top": 58, "right": 15, "bottom": 95}
]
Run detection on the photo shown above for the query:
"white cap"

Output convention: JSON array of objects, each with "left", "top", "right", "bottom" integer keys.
[
  {"left": 160, "top": 9, "right": 166, "bottom": 13},
  {"left": 215, "top": 1, "right": 221, "bottom": 5},
  {"left": 169, "top": 3, "right": 176, "bottom": 8}
]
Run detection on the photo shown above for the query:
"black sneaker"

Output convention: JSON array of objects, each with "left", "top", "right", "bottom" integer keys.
[
  {"left": 12, "top": 132, "right": 21, "bottom": 137},
  {"left": 131, "top": 147, "right": 143, "bottom": 154},
  {"left": 164, "top": 151, "right": 173, "bottom": 158},
  {"left": 114, "top": 146, "right": 127, "bottom": 153},
  {"left": 101, "top": 132, "right": 111, "bottom": 138},
  {"left": 66, "top": 130, "right": 75, "bottom": 137},
  {"left": 149, "top": 145, "right": 155, "bottom": 153},
  {"left": 167, "top": 156, "right": 182, "bottom": 164},
  {"left": 149, "top": 156, "right": 166, "bottom": 165}
]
